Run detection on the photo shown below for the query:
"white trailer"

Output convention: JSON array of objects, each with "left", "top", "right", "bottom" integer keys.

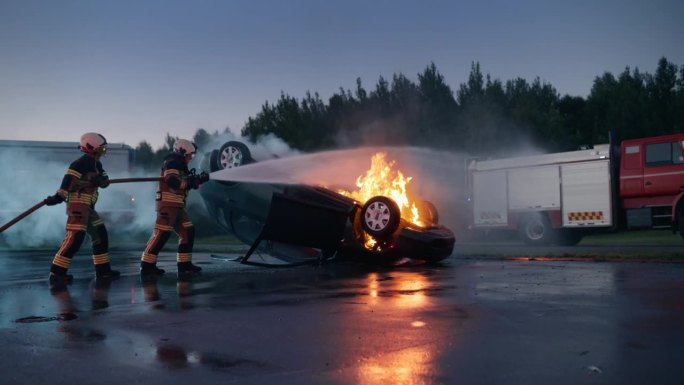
[
  {"left": 467, "top": 145, "right": 613, "bottom": 245},
  {"left": 0, "top": 140, "right": 137, "bottom": 228},
  {"left": 0, "top": 140, "right": 134, "bottom": 173}
]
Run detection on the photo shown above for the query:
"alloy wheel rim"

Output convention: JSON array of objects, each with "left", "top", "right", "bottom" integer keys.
[
  {"left": 364, "top": 201, "right": 391, "bottom": 231},
  {"left": 220, "top": 146, "right": 242, "bottom": 168}
]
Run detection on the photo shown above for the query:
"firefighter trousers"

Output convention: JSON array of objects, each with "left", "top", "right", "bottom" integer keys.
[
  {"left": 141, "top": 206, "right": 195, "bottom": 265},
  {"left": 50, "top": 204, "right": 111, "bottom": 276}
]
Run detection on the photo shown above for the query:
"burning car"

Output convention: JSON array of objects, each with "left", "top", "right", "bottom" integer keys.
[{"left": 198, "top": 141, "right": 455, "bottom": 265}]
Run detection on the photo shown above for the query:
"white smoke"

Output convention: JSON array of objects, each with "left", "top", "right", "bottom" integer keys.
[
  {"left": 0, "top": 145, "right": 158, "bottom": 248},
  {"left": 199, "top": 131, "right": 300, "bottom": 164},
  {"left": 0, "top": 148, "right": 70, "bottom": 247}
]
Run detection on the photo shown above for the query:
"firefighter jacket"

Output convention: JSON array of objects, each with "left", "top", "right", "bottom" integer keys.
[
  {"left": 56, "top": 154, "right": 109, "bottom": 208},
  {"left": 156, "top": 153, "right": 193, "bottom": 210}
]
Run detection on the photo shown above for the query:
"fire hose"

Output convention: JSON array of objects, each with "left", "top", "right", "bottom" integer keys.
[
  {"left": 0, "top": 201, "right": 47, "bottom": 233},
  {"left": 0, "top": 177, "right": 163, "bottom": 234},
  {"left": 108, "top": 177, "right": 161, "bottom": 184}
]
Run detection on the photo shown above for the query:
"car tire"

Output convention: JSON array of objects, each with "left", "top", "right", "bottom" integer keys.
[
  {"left": 360, "top": 196, "right": 401, "bottom": 238},
  {"left": 215, "top": 141, "right": 252, "bottom": 170},
  {"left": 208, "top": 149, "right": 220, "bottom": 172},
  {"left": 415, "top": 199, "right": 439, "bottom": 226},
  {"left": 518, "top": 213, "right": 555, "bottom": 245}
]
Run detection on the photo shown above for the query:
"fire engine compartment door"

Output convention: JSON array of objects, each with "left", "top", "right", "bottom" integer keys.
[
  {"left": 561, "top": 160, "right": 612, "bottom": 227},
  {"left": 472, "top": 170, "right": 508, "bottom": 226},
  {"left": 507, "top": 165, "right": 560, "bottom": 210}
]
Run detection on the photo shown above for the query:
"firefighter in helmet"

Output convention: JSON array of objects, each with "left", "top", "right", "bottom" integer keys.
[
  {"left": 140, "top": 139, "right": 209, "bottom": 277},
  {"left": 44, "top": 132, "right": 120, "bottom": 286}
]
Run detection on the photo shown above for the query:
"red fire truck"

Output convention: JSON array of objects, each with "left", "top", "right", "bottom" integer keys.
[{"left": 466, "top": 133, "right": 684, "bottom": 244}]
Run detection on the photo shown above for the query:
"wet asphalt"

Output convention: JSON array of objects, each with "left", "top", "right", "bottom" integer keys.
[{"left": 0, "top": 247, "right": 683, "bottom": 385}]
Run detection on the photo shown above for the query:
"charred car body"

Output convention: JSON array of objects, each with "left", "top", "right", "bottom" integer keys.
[{"left": 198, "top": 141, "right": 455, "bottom": 264}]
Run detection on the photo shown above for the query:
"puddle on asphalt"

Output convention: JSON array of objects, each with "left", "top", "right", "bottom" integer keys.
[{"left": 155, "top": 343, "right": 268, "bottom": 371}]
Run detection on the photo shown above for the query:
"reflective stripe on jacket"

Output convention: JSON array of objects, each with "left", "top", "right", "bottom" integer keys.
[{"left": 157, "top": 153, "right": 190, "bottom": 209}]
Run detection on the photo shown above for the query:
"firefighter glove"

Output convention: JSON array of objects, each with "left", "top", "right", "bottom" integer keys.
[
  {"left": 186, "top": 175, "right": 201, "bottom": 190},
  {"left": 91, "top": 175, "right": 110, "bottom": 188},
  {"left": 199, "top": 171, "right": 210, "bottom": 184},
  {"left": 45, "top": 194, "right": 65, "bottom": 206}
]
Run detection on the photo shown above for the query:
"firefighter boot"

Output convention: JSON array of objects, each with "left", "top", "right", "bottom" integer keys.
[
  {"left": 48, "top": 272, "right": 74, "bottom": 287},
  {"left": 140, "top": 262, "right": 166, "bottom": 277},
  {"left": 177, "top": 262, "right": 202, "bottom": 275},
  {"left": 95, "top": 263, "right": 121, "bottom": 280}
]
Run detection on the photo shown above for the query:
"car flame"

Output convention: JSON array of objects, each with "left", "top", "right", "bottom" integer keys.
[{"left": 338, "top": 152, "right": 424, "bottom": 227}]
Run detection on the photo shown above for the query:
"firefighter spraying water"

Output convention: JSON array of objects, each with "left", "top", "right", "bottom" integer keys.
[
  {"left": 43, "top": 133, "right": 120, "bottom": 286},
  {"left": 139, "top": 139, "right": 209, "bottom": 277}
]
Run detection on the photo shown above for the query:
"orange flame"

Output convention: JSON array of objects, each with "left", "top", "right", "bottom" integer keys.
[{"left": 339, "top": 152, "right": 423, "bottom": 227}]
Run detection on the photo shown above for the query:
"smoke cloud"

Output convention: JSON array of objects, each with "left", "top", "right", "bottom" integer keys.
[
  {"left": 0, "top": 145, "right": 161, "bottom": 248},
  {"left": 0, "top": 148, "right": 71, "bottom": 247}
]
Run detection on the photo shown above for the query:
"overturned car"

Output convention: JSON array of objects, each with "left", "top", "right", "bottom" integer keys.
[{"left": 198, "top": 141, "right": 455, "bottom": 265}]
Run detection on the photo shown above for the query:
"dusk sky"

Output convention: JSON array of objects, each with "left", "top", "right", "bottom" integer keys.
[{"left": 1, "top": 0, "right": 682, "bottom": 150}]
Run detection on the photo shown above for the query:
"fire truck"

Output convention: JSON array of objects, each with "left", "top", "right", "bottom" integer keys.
[{"left": 466, "top": 133, "right": 684, "bottom": 244}]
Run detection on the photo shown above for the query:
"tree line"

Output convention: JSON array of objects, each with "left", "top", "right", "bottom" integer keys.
[{"left": 134, "top": 57, "right": 683, "bottom": 169}]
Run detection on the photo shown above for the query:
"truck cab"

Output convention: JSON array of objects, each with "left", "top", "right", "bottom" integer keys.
[{"left": 619, "top": 133, "right": 684, "bottom": 230}]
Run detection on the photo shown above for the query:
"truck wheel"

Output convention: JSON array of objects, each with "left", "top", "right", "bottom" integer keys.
[
  {"left": 519, "top": 213, "right": 555, "bottom": 245},
  {"left": 361, "top": 196, "right": 401, "bottom": 238},
  {"left": 215, "top": 141, "right": 252, "bottom": 170}
]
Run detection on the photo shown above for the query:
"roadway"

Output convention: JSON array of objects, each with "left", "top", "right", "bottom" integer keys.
[{"left": 0, "top": 246, "right": 683, "bottom": 385}]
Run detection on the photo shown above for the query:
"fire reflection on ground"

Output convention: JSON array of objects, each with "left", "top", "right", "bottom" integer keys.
[
  {"left": 355, "top": 271, "right": 443, "bottom": 385},
  {"left": 366, "top": 272, "right": 429, "bottom": 309},
  {"left": 357, "top": 346, "right": 438, "bottom": 385}
]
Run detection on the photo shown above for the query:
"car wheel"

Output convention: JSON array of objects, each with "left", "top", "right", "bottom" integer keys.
[
  {"left": 415, "top": 199, "right": 439, "bottom": 226},
  {"left": 361, "top": 196, "right": 401, "bottom": 238},
  {"left": 518, "top": 213, "right": 555, "bottom": 245},
  {"left": 215, "top": 141, "right": 252, "bottom": 170},
  {"left": 208, "top": 150, "right": 220, "bottom": 172}
]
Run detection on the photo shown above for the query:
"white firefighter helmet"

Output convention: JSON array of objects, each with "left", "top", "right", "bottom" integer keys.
[
  {"left": 173, "top": 139, "right": 197, "bottom": 157},
  {"left": 80, "top": 132, "right": 107, "bottom": 155}
]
